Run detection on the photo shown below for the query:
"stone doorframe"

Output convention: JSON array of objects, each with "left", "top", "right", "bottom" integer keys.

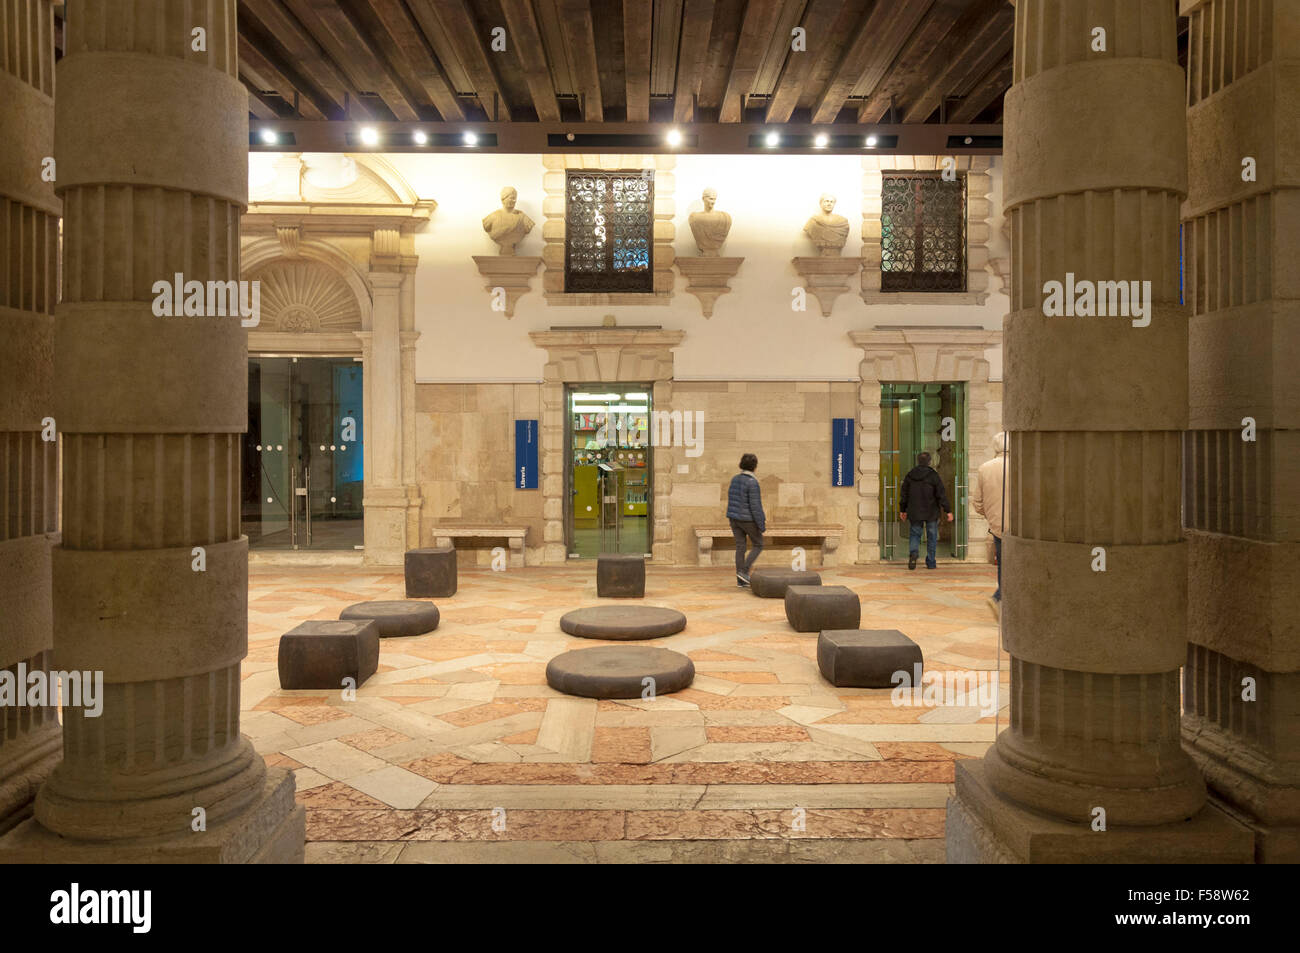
[
  {"left": 241, "top": 162, "right": 434, "bottom": 565},
  {"left": 529, "top": 329, "right": 685, "bottom": 564},
  {"left": 850, "top": 329, "right": 1002, "bottom": 564}
]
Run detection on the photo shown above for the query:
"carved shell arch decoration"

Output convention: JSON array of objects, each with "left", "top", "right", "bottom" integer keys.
[{"left": 248, "top": 260, "right": 363, "bottom": 333}]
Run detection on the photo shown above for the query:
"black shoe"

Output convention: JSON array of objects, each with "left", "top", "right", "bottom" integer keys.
[
  {"left": 908, "top": 554, "right": 917, "bottom": 570},
  {"left": 737, "top": 572, "right": 750, "bottom": 587}
]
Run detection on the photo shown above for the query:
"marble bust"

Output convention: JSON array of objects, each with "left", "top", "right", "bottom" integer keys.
[
  {"left": 482, "top": 187, "right": 535, "bottom": 255},
  {"left": 803, "top": 193, "right": 850, "bottom": 256},
  {"left": 688, "top": 187, "right": 732, "bottom": 256}
]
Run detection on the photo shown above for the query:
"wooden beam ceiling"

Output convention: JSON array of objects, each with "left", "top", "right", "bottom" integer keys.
[
  {"left": 558, "top": 0, "right": 603, "bottom": 121},
  {"left": 415, "top": 0, "right": 513, "bottom": 121},
  {"left": 764, "top": 0, "right": 842, "bottom": 124},
  {"left": 223, "top": 0, "right": 1046, "bottom": 129},
  {"left": 672, "top": 0, "right": 715, "bottom": 123},
  {"left": 622, "top": 0, "right": 653, "bottom": 121},
  {"left": 717, "top": 0, "right": 783, "bottom": 122}
]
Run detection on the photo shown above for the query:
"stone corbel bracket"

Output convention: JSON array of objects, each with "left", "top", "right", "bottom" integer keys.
[
  {"left": 471, "top": 256, "right": 543, "bottom": 317},
  {"left": 674, "top": 256, "right": 743, "bottom": 317},
  {"left": 792, "top": 257, "right": 862, "bottom": 316}
]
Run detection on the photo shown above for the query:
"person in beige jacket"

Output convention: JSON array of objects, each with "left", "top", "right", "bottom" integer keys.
[{"left": 971, "top": 431, "right": 1008, "bottom": 603}]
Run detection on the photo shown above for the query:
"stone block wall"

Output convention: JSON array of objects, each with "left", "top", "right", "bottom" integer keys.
[
  {"left": 415, "top": 383, "right": 545, "bottom": 565},
  {"left": 664, "top": 381, "right": 860, "bottom": 567}
]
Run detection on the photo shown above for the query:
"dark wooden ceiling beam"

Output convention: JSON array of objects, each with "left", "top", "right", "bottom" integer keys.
[
  {"left": 898, "top": 0, "right": 1013, "bottom": 123},
  {"left": 623, "top": 0, "right": 653, "bottom": 121},
  {"left": 364, "top": 0, "right": 467, "bottom": 121},
  {"left": 558, "top": 0, "right": 603, "bottom": 121},
  {"left": 673, "top": 0, "right": 715, "bottom": 122},
  {"left": 764, "top": 0, "right": 844, "bottom": 124},
  {"left": 414, "top": 0, "right": 513, "bottom": 121},
  {"left": 241, "top": 0, "right": 377, "bottom": 118},
  {"left": 717, "top": 0, "right": 783, "bottom": 122},
  {"left": 855, "top": 0, "right": 971, "bottom": 123},
  {"left": 811, "top": 0, "right": 932, "bottom": 124},
  {"left": 904, "top": 1, "right": 1013, "bottom": 120},
  {"left": 236, "top": 32, "right": 331, "bottom": 120},
  {"left": 243, "top": 82, "right": 283, "bottom": 120},
  {"left": 947, "top": 50, "right": 1011, "bottom": 122},
  {"left": 285, "top": 0, "right": 420, "bottom": 120},
  {"left": 499, "top": 0, "right": 562, "bottom": 121}
]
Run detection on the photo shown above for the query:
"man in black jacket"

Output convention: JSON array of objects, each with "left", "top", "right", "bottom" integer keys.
[{"left": 899, "top": 451, "right": 953, "bottom": 570}]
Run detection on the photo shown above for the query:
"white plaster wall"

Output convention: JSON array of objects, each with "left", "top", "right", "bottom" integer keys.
[{"left": 381, "top": 153, "right": 1007, "bottom": 384}]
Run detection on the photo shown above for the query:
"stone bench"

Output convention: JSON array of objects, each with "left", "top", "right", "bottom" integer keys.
[
  {"left": 430, "top": 523, "right": 527, "bottom": 568},
  {"left": 278, "top": 620, "right": 380, "bottom": 691},
  {"left": 749, "top": 568, "right": 822, "bottom": 598},
  {"left": 546, "top": 646, "right": 695, "bottom": 699},
  {"left": 784, "top": 585, "right": 861, "bottom": 633},
  {"left": 405, "top": 547, "right": 457, "bottom": 598},
  {"left": 597, "top": 553, "right": 645, "bottom": 597},
  {"left": 339, "top": 600, "right": 440, "bottom": 638},
  {"left": 693, "top": 524, "right": 844, "bottom": 568},
  {"left": 817, "top": 629, "right": 923, "bottom": 688}
]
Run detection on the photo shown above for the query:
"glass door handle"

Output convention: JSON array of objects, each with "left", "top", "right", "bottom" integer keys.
[
  {"left": 290, "top": 465, "right": 298, "bottom": 549},
  {"left": 304, "top": 466, "right": 311, "bottom": 547}
]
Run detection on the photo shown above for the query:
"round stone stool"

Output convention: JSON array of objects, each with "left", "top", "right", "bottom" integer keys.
[
  {"left": 546, "top": 646, "right": 695, "bottom": 699},
  {"left": 339, "top": 600, "right": 440, "bottom": 638},
  {"left": 559, "top": 605, "right": 687, "bottom": 640}
]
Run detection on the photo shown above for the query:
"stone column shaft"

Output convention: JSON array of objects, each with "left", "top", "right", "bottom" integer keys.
[
  {"left": 947, "top": 0, "right": 1253, "bottom": 863},
  {"left": 1, "top": 0, "right": 303, "bottom": 861},
  {"left": 0, "top": 0, "right": 61, "bottom": 835},
  {"left": 1181, "top": 0, "right": 1300, "bottom": 863}
]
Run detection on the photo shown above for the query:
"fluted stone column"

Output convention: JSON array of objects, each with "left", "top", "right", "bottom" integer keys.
[
  {"left": 946, "top": 0, "right": 1252, "bottom": 862},
  {"left": 0, "top": 0, "right": 62, "bottom": 835},
  {"left": 361, "top": 269, "right": 409, "bottom": 564},
  {"left": 0, "top": 0, "right": 303, "bottom": 861},
  {"left": 1181, "top": 0, "right": 1300, "bottom": 863}
]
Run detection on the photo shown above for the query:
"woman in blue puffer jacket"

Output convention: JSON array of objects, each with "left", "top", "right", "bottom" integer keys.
[{"left": 726, "top": 453, "right": 766, "bottom": 587}]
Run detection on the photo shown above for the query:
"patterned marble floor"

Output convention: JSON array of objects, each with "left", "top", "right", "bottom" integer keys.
[{"left": 244, "top": 560, "right": 1007, "bottom": 863}]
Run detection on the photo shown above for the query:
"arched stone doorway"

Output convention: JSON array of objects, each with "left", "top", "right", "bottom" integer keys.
[{"left": 240, "top": 154, "right": 433, "bottom": 565}]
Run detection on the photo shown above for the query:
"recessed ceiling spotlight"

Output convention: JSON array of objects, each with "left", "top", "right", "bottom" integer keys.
[
  {"left": 359, "top": 126, "right": 379, "bottom": 146},
  {"left": 463, "top": 131, "right": 478, "bottom": 146},
  {"left": 865, "top": 135, "right": 878, "bottom": 148},
  {"left": 764, "top": 131, "right": 780, "bottom": 147},
  {"left": 964, "top": 136, "right": 973, "bottom": 145},
  {"left": 665, "top": 128, "right": 683, "bottom": 147},
  {"left": 259, "top": 129, "right": 278, "bottom": 145},
  {"left": 566, "top": 132, "right": 576, "bottom": 141},
  {"left": 813, "top": 133, "right": 828, "bottom": 148},
  {"left": 413, "top": 130, "right": 428, "bottom": 145}
]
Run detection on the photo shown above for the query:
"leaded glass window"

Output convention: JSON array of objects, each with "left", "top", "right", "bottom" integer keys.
[
  {"left": 880, "top": 172, "right": 966, "bottom": 292},
  {"left": 564, "top": 170, "right": 654, "bottom": 293}
]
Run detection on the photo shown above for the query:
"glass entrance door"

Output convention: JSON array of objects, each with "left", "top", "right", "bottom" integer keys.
[
  {"left": 244, "top": 356, "right": 364, "bottom": 550},
  {"left": 878, "top": 382, "right": 968, "bottom": 561},
  {"left": 566, "top": 385, "right": 653, "bottom": 558}
]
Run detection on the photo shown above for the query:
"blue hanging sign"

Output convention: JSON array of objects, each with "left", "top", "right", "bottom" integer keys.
[
  {"left": 831, "top": 417, "right": 854, "bottom": 487},
  {"left": 515, "top": 419, "right": 539, "bottom": 489}
]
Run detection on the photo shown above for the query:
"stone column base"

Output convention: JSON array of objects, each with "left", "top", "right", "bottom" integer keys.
[
  {"left": 946, "top": 760, "right": 1255, "bottom": 864},
  {"left": 363, "top": 487, "right": 413, "bottom": 567},
  {"left": 1184, "top": 719, "right": 1300, "bottom": 864},
  {"left": 0, "top": 768, "right": 305, "bottom": 864},
  {"left": 0, "top": 728, "right": 62, "bottom": 836}
]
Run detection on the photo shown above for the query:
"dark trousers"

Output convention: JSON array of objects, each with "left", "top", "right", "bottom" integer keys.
[
  {"left": 993, "top": 535, "right": 1002, "bottom": 601},
  {"left": 908, "top": 519, "right": 938, "bottom": 568},
  {"left": 730, "top": 519, "right": 764, "bottom": 574}
]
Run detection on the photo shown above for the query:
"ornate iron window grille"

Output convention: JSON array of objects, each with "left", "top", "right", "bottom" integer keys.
[
  {"left": 564, "top": 170, "right": 655, "bottom": 293},
  {"left": 880, "top": 172, "right": 967, "bottom": 292}
]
